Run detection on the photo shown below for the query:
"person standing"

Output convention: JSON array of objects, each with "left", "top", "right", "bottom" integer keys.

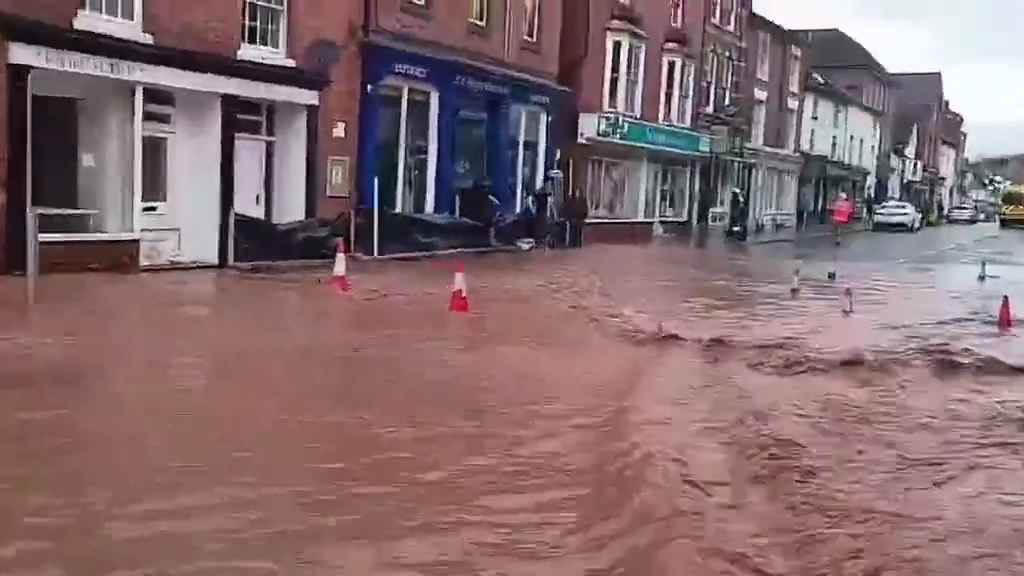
[{"left": 566, "top": 188, "right": 588, "bottom": 248}]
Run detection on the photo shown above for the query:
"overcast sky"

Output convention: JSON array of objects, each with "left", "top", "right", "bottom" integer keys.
[{"left": 755, "top": 0, "right": 1023, "bottom": 159}]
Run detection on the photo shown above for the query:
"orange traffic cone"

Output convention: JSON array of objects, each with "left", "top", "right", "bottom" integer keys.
[
  {"left": 998, "top": 295, "right": 1013, "bottom": 330},
  {"left": 449, "top": 263, "right": 469, "bottom": 313},
  {"left": 329, "top": 242, "right": 350, "bottom": 294}
]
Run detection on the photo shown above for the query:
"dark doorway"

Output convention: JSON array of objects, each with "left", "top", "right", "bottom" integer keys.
[{"left": 31, "top": 96, "right": 80, "bottom": 211}]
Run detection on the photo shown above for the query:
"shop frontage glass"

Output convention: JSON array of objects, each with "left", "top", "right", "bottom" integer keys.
[
  {"left": 374, "top": 83, "right": 437, "bottom": 214},
  {"left": 588, "top": 159, "right": 640, "bottom": 219},
  {"left": 454, "top": 109, "right": 489, "bottom": 205},
  {"left": 508, "top": 105, "right": 547, "bottom": 212}
]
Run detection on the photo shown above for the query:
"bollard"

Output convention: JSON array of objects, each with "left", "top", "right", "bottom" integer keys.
[
  {"left": 842, "top": 287, "right": 854, "bottom": 315},
  {"left": 978, "top": 260, "right": 988, "bottom": 282}
]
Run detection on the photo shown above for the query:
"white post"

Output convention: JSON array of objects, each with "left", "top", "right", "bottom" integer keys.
[{"left": 373, "top": 177, "right": 380, "bottom": 258}]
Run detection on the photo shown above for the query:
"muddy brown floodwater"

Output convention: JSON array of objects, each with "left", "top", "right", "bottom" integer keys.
[{"left": 0, "top": 244, "right": 1022, "bottom": 575}]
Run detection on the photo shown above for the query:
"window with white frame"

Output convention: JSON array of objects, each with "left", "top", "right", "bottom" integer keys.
[
  {"left": 669, "top": 0, "right": 684, "bottom": 28},
  {"left": 811, "top": 94, "right": 819, "bottom": 119},
  {"left": 242, "top": 0, "right": 287, "bottom": 53},
  {"left": 75, "top": 0, "right": 152, "bottom": 42},
  {"left": 604, "top": 33, "right": 646, "bottom": 116},
  {"left": 703, "top": 49, "right": 718, "bottom": 113},
  {"left": 725, "top": 0, "right": 738, "bottom": 31},
  {"left": 722, "top": 55, "right": 735, "bottom": 108},
  {"left": 809, "top": 128, "right": 816, "bottom": 152},
  {"left": 509, "top": 105, "right": 548, "bottom": 212},
  {"left": 859, "top": 137, "right": 865, "bottom": 166},
  {"left": 788, "top": 46, "right": 802, "bottom": 93},
  {"left": 787, "top": 109, "right": 798, "bottom": 151},
  {"left": 659, "top": 56, "right": 695, "bottom": 126},
  {"left": 830, "top": 135, "right": 838, "bottom": 160},
  {"left": 756, "top": 31, "right": 770, "bottom": 81},
  {"left": 647, "top": 165, "right": 691, "bottom": 219},
  {"left": 750, "top": 101, "right": 766, "bottom": 147},
  {"left": 82, "top": 0, "right": 136, "bottom": 21},
  {"left": 142, "top": 89, "right": 175, "bottom": 212},
  {"left": 470, "top": 0, "right": 488, "bottom": 25},
  {"left": 524, "top": 0, "right": 540, "bottom": 42},
  {"left": 710, "top": 0, "right": 721, "bottom": 24}
]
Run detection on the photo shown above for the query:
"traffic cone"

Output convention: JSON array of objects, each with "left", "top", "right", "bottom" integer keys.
[
  {"left": 449, "top": 263, "right": 469, "bottom": 313},
  {"left": 998, "top": 295, "right": 1013, "bottom": 330},
  {"left": 329, "top": 242, "right": 350, "bottom": 294}
]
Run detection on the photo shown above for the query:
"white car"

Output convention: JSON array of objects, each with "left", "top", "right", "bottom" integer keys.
[
  {"left": 947, "top": 205, "right": 978, "bottom": 224},
  {"left": 873, "top": 201, "right": 923, "bottom": 232}
]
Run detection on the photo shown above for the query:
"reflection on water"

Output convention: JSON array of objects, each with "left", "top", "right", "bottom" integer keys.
[{"left": 0, "top": 242, "right": 1021, "bottom": 574}]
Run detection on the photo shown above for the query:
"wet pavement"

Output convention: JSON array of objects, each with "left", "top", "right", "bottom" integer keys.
[{"left": 0, "top": 223, "right": 1021, "bottom": 575}]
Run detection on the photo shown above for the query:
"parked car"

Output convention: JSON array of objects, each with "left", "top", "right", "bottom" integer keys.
[
  {"left": 872, "top": 201, "right": 923, "bottom": 232},
  {"left": 947, "top": 205, "right": 978, "bottom": 224}
]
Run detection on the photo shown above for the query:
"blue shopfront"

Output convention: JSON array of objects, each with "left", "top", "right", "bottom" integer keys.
[{"left": 357, "top": 43, "right": 565, "bottom": 253}]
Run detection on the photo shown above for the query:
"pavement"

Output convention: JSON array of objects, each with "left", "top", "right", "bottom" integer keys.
[{"left": 0, "top": 222, "right": 1021, "bottom": 575}]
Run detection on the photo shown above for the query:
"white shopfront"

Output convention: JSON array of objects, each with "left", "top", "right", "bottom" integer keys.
[{"left": 9, "top": 43, "right": 318, "bottom": 269}]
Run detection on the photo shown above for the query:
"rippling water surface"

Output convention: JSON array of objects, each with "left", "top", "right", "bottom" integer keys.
[{"left": 0, "top": 236, "right": 1021, "bottom": 574}]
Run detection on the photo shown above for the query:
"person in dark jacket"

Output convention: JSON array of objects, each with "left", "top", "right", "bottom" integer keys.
[{"left": 565, "top": 188, "right": 589, "bottom": 248}]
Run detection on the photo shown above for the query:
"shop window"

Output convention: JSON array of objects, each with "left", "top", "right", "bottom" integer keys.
[
  {"left": 375, "top": 84, "right": 437, "bottom": 215},
  {"left": 242, "top": 0, "right": 287, "bottom": 56},
  {"left": 470, "top": 0, "right": 488, "bottom": 26},
  {"left": 30, "top": 74, "right": 135, "bottom": 236},
  {"left": 523, "top": 0, "right": 540, "bottom": 42},
  {"left": 587, "top": 158, "right": 639, "bottom": 219},
  {"left": 454, "top": 110, "right": 489, "bottom": 208},
  {"left": 604, "top": 33, "right": 645, "bottom": 116},
  {"left": 509, "top": 106, "right": 548, "bottom": 212}
]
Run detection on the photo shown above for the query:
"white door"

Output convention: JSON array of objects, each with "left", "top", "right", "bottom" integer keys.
[{"left": 234, "top": 137, "right": 268, "bottom": 219}]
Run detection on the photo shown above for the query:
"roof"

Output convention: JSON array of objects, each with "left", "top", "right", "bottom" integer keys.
[
  {"left": 805, "top": 71, "right": 880, "bottom": 115},
  {"left": 793, "top": 29, "right": 887, "bottom": 75},
  {"left": 891, "top": 103, "right": 932, "bottom": 149},
  {"left": 750, "top": 12, "right": 804, "bottom": 45},
  {"left": 890, "top": 72, "right": 943, "bottom": 106}
]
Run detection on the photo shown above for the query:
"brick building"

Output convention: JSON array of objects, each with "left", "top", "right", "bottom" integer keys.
[
  {"left": 889, "top": 72, "right": 944, "bottom": 216},
  {"left": 354, "top": 0, "right": 566, "bottom": 255},
  {"left": 559, "top": 0, "right": 711, "bottom": 243},
  {"left": 0, "top": 0, "right": 363, "bottom": 273},
  {"left": 741, "top": 12, "right": 805, "bottom": 237}
]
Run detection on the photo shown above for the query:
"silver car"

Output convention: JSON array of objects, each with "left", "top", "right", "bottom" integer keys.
[
  {"left": 947, "top": 205, "right": 978, "bottom": 224},
  {"left": 873, "top": 201, "right": 923, "bottom": 232}
]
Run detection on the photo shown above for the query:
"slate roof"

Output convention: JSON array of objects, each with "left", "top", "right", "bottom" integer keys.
[
  {"left": 792, "top": 29, "right": 887, "bottom": 74},
  {"left": 890, "top": 72, "right": 943, "bottom": 106}
]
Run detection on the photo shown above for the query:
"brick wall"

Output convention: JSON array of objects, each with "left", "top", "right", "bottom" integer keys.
[
  {"left": 372, "top": 0, "right": 561, "bottom": 81},
  {"left": 565, "top": 0, "right": 705, "bottom": 122}
]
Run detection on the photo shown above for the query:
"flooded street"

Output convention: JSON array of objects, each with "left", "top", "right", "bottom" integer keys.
[{"left": 0, "top": 224, "right": 1022, "bottom": 575}]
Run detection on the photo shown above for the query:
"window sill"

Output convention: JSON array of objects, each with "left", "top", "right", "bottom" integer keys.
[
  {"left": 72, "top": 11, "right": 154, "bottom": 44},
  {"left": 521, "top": 38, "right": 542, "bottom": 53},
  {"left": 237, "top": 46, "right": 296, "bottom": 68},
  {"left": 39, "top": 233, "right": 141, "bottom": 243},
  {"left": 467, "top": 19, "right": 490, "bottom": 36}
]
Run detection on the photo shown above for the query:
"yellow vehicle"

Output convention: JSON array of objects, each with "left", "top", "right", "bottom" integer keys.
[{"left": 1001, "top": 188, "right": 1024, "bottom": 228}]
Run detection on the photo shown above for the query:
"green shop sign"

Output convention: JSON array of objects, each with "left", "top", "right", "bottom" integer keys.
[{"left": 596, "top": 114, "right": 712, "bottom": 155}]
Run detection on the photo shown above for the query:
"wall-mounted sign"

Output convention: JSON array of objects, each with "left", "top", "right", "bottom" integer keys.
[
  {"left": 594, "top": 114, "right": 712, "bottom": 155},
  {"left": 392, "top": 63, "right": 428, "bottom": 79},
  {"left": 454, "top": 75, "right": 511, "bottom": 96},
  {"left": 326, "top": 157, "right": 351, "bottom": 198},
  {"left": 331, "top": 121, "right": 347, "bottom": 140}
]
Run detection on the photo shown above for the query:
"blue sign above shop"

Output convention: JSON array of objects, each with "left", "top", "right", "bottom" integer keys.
[{"left": 364, "top": 43, "right": 563, "bottom": 106}]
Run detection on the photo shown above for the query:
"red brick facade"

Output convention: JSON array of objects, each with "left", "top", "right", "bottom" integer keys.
[{"left": 0, "top": 37, "right": 7, "bottom": 273}]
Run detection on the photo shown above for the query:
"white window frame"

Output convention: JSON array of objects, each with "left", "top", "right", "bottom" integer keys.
[
  {"left": 659, "top": 56, "right": 694, "bottom": 126},
  {"left": 141, "top": 132, "right": 173, "bottom": 216},
  {"left": 750, "top": 101, "right": 766, "bottom": 147},
  {"left": 380, "top": 79, "right": 440, "bottom": 215},
  {"left": 512, "top": 106, "right": 548, "bottom": 213},
  {"left": 523, "top": 0, "right": 540, "bottom": 43},
  {"left": 704, "top": 49, "right": 718, "bottom": 113},
  {"left": 726, "top": 0, "right": 738, "bottom": 31},
  {"left": 788, "top": 46, "right": 802, "bottom": 93},
  {"left": 74, "top": 0, "right": 154, "bottom": 44},
  {"left": 470, "top": 0, "right": 488, "bottom": 26},
  {"left": 756, "top": 31, "right": 770, "bottom": 81},
  {"left": 669, "top": 0, "right": 684, "bottom": 28},
  {"left": 722, "top": 56, "right": 735, "bottom": 108},
  {"left": 603, "top": 32, "right": 646, "bottom": 117},
  {"left": 238, "top": 0, "right": 296, "bottom": 67},
  {"left": 710, "top": 0, "right": 721, "bottom": 24}
]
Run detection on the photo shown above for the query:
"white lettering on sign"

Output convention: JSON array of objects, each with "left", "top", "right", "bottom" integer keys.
[
  {"left": 454, "top": 75, "right": 511, "bottom": 96},
  {"left": 38, "top": 47, "right": 141, "bottom": 78},
  {"left": 530, "top": 94, "right": 551, "bottom": 106},
  {"left": 393, "top": 63, "right": 428, "bottom": 79}
]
